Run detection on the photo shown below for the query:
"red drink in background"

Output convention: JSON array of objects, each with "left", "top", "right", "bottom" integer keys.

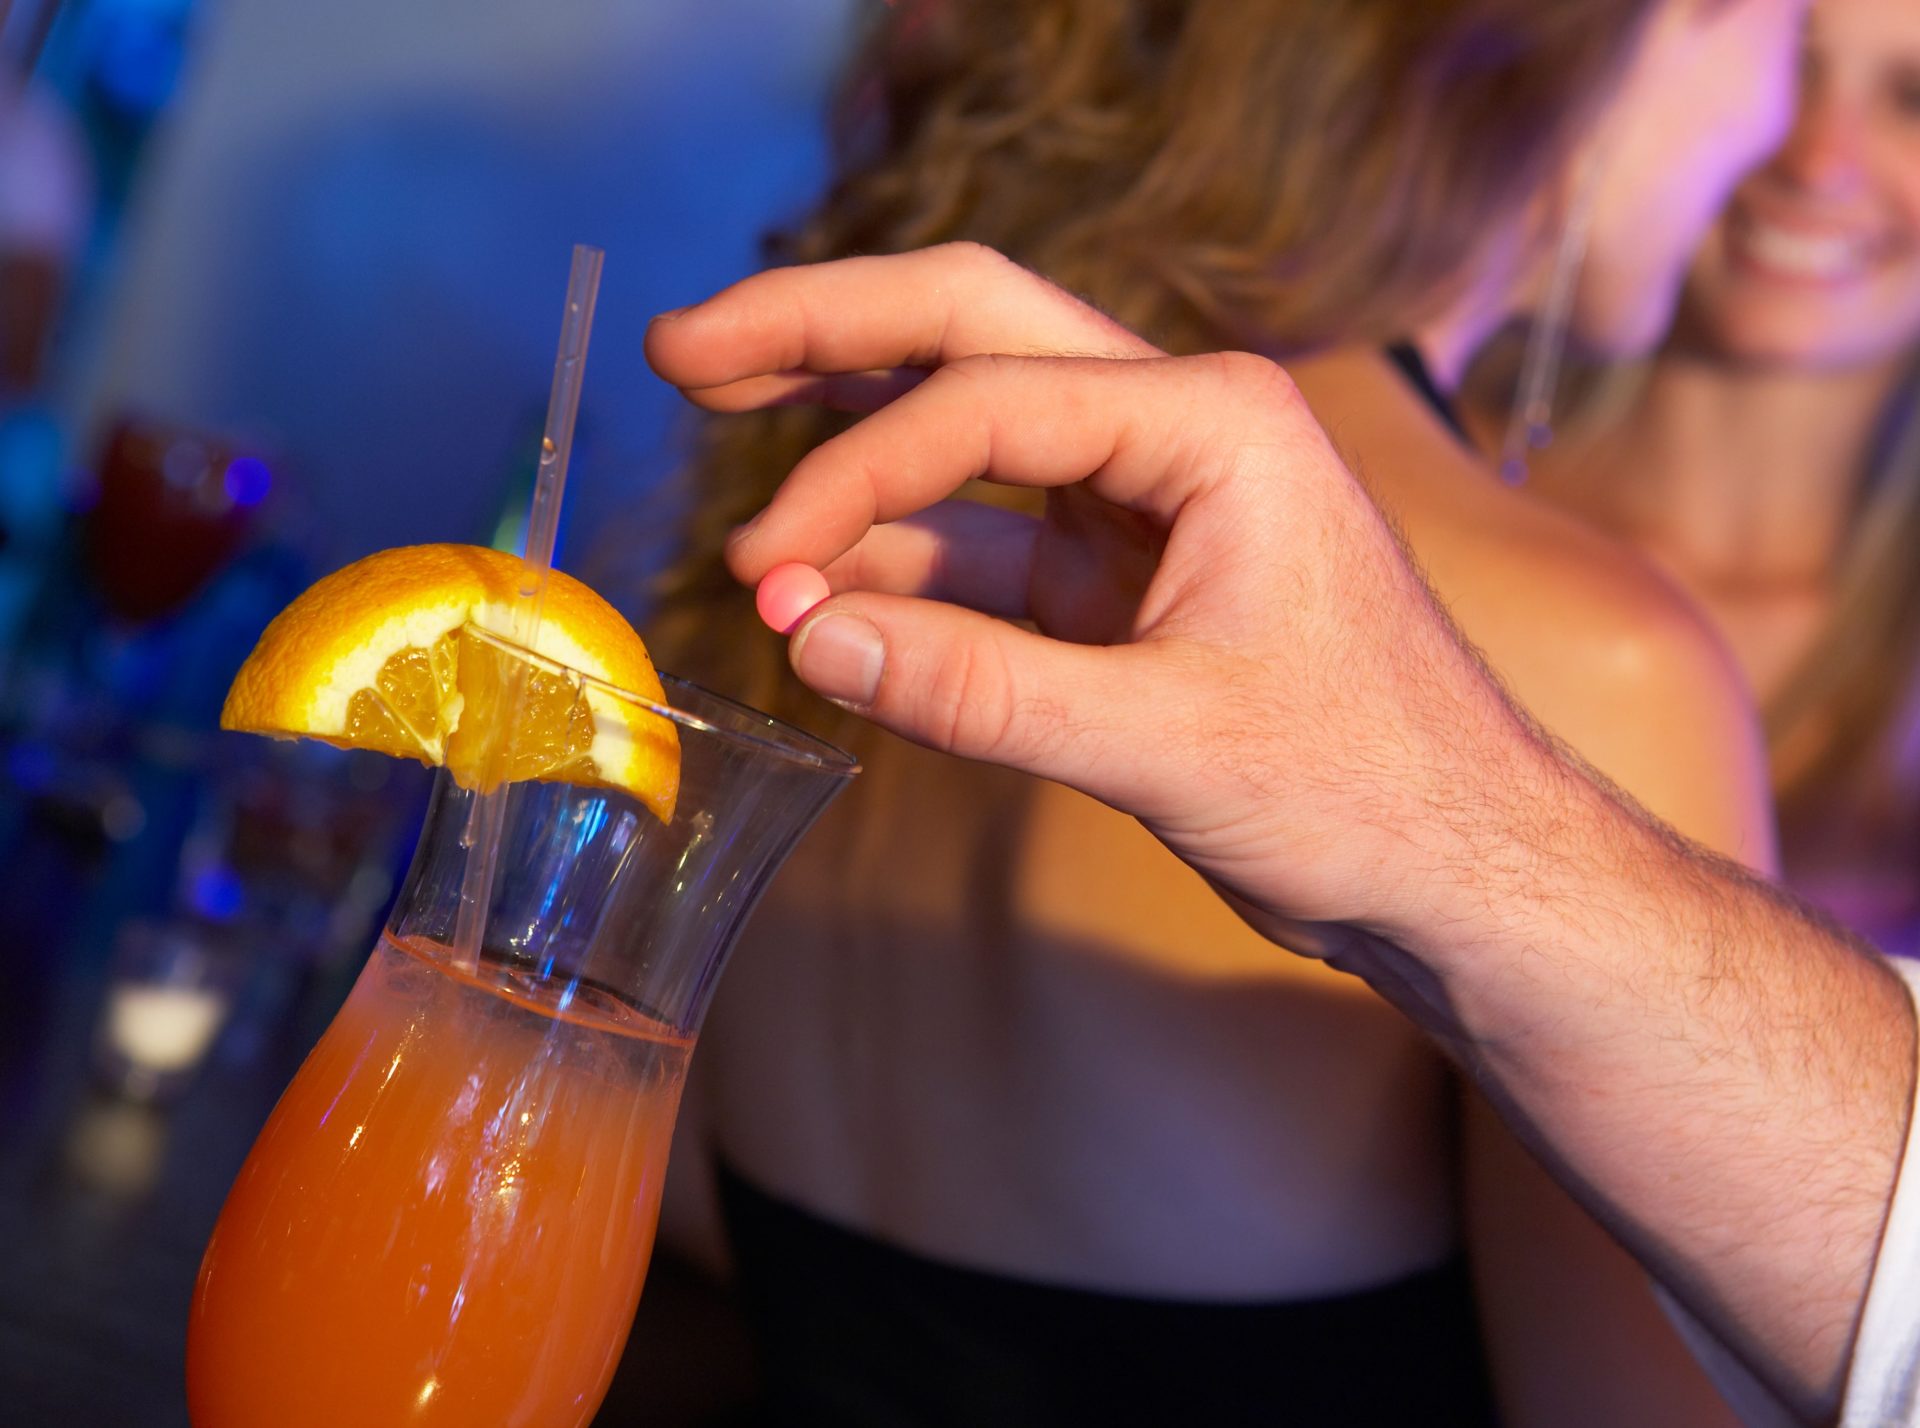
[{"left": 84, "top": 416, "right": 270, "bottom": 622}]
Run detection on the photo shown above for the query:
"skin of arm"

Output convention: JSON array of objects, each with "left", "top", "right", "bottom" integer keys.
[
  {"left": 646, "top": 244, "right": 1920, "bottom": 1426},
  {"left": 1292, "top": 348, "right": 1777, "bottom": 1427},
  {"left": 1453, "top": 637, "right": 1774, "bottom": 1428},
  {"left": 1449, "top": 612, "right": 1776, "bottom": 1428},
  {"left": 1339, "top": 735, "right": 1914, "bottom": 1426}
]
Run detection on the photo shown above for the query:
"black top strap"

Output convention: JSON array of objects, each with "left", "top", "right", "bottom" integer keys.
[{"left": 1385, "top": 342, "right": 1472, "bottom": 446}]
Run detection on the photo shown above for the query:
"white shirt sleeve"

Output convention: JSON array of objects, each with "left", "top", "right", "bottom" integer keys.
[{"left": 1839, "top": 955, "right": 1920, "bottom": 1428}]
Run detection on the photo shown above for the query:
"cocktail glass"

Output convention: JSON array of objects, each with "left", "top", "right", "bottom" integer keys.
[{"left": 186, "top": 636, "right": 856, "bottom": 1427}]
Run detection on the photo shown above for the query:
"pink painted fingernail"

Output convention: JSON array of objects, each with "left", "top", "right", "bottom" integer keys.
[{"left": 755, "top": 563, "right": 832, "bottom": 634}]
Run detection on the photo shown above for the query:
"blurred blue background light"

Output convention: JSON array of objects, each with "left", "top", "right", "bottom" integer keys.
[{"left": 221, "top": 456, "right": 270, "bottom": 507}]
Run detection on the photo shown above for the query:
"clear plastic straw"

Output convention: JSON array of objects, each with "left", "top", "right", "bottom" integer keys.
[{"left": 451, "top": 244, "right": 605, "bottom": 973}]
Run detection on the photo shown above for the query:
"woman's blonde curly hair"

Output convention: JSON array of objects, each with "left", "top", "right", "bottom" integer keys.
[{"left": 643, "top": 0, "right": 1662, "bottom": 711}]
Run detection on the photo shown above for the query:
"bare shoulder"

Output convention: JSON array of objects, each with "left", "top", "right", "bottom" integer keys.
[
  {"left": 1473, "top": 523, "right": 1775, "bottom": 872},
  {"left": 1287, "top": 347, "right": 1775, "bottom": 870}
]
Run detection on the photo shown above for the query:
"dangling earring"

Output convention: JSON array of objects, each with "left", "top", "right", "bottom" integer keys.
[{"left": 1500, "top": 156, "right": 1602, "bottom": 486}]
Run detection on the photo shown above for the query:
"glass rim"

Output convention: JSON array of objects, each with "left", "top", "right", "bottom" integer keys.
[{"left": 464, "top": 624, "right": 861, "bottom": 777}]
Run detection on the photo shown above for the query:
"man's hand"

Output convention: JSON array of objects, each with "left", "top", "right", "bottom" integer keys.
[{"left": 647, "top": 244, "right": 1552, "bottom": 960}]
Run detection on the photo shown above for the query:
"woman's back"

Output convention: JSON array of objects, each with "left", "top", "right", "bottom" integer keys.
[{"left": 704, "top": 731, "right": 1458, "bottom": 1297}]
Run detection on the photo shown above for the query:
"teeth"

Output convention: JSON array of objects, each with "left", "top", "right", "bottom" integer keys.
[{"left": 1736, "top": 220, "right": 1869, "bottom": 280}]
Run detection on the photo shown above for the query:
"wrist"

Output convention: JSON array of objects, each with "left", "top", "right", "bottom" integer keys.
[{"left": 1350, "top": 709, "right": 1664, "bottom": 1044}]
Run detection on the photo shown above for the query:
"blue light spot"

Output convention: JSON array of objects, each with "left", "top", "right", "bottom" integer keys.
[
  {"left": 223, "top": 457, "right": 273, "bottom": 508},
  {"left": 189, "top": 865, "right": 246, "bottom": 922},
  {"left": 92, "top": 13, "right": 188, "bottom": 123}
]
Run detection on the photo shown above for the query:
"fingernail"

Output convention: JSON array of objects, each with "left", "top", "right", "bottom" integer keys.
[
  {"left": 727, "top": 509, "right": 765, "bottom": 549},
  {"left": 651, "top": 305, "right": 692, "bottom": 323},
  {"left": 790, "top": 614, "right": 884, "bottom": 707}
]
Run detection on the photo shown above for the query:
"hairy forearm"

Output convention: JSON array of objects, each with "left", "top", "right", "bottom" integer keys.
[{"left": 1341, "top": 736, "right": 1917, "bottom": 1421}]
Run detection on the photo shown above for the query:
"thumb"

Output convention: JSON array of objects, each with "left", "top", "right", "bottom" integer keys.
[{"left": 786, "top": 593, "right": 1139, "bottom": 793}]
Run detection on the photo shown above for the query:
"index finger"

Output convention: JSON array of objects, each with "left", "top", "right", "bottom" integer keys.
[
  {"left": 645, "top": 243, "right": 1160, "bottom": 396},
  {"left": 727, "top": 349, "right": 1316, "bottom": 582}
]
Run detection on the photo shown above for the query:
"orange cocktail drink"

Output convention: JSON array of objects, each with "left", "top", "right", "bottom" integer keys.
[
  {"left": 187, "top": 933, "right": 690, "bottom": 1428},
  {"left": 193, "top": 562, "right": 856, "bottom": 1427}
]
